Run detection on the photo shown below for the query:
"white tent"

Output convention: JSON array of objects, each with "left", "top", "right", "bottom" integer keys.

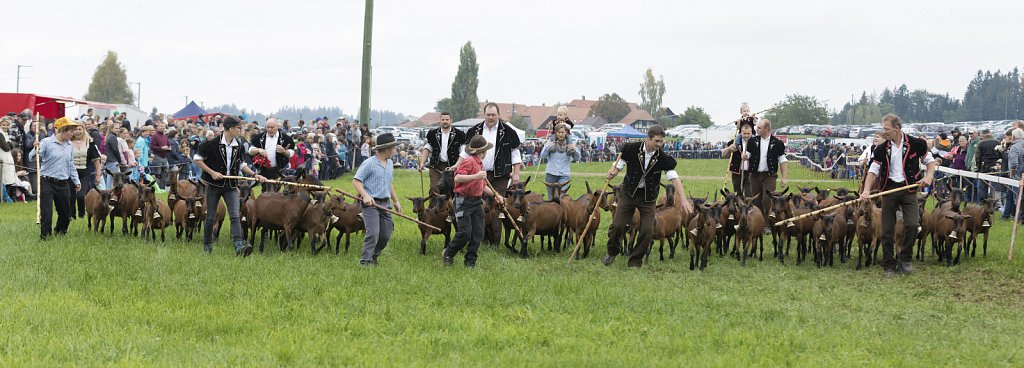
[{"left": 72, "top": 103, "right": 148, "bottom": 129}]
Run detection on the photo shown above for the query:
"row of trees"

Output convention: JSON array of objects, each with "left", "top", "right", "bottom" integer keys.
[{"left": 833, "top": 68, "right": 1024, "bottom": 125}]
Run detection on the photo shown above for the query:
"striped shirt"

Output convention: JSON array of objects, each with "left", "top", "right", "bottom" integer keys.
[
  {"left": 354, "top": 155, "right": 394, "bottom": 199},
  {"left": 39, "top": 135, "right": 80, "bottom": 186}
]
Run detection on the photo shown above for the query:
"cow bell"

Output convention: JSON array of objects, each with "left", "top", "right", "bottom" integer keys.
[
  {"left": 517, "top": 216, "right": 524, "bottom": 222},
  {"left": 728, "top": 215, "right": 735, "bottom": 220},
  {"left": 846, "top": 219, "right": 854, "bottom": 225},
  {"left": 498, "top": 212, "right": 506, "bottom": 219},
  {"left": 716, "top": 224, "right": 723, "bottom": 229},
  {"left": 357, "top": 213, "right": 364, "bottom": 221},
  {"left": 787, "top": 221, "right": 796, "bottom": 228},
  {"left": 446, "top": 216, "right": 453, "bottom": 223},
  {"left": 733, "top": 224, "right": 740, "bottom": 230},
  {"left": 689, "top": 229, "right": 698, "bottom": 236},
  {"left": 948, "top": 230, "right": 958, "bottom": 240},
  {"left": 769, "top": 211, "right": 776, "bottom": 218},
  {"left": 188, "top": 214, "right": 196, "bottom": 219},
  {"left": 917, "top": 226, "right": 922, "bottom": 233},
  {"left": 983, "top": 221, "right": 991, "bottom": 228},
  {"left": 154, "top": 212, "right": 162, "bottom": 219},
  {"left": 108, "top": 205, "right": 115, "bottom": 212},
  {"left": 330, "top": 215, "right": 340, "bottom": 223},
  {"left": 241, "top": 216, "right": 247, "bottom": 222},
  {"left": 819, "top": 234, "right": 827, "bottom": 241},
  {"left": 135, "top": 209, "right": 143, "bottom": 216},
  {"left": 167, "top": 194, "right": 176, "bottom": 201}
]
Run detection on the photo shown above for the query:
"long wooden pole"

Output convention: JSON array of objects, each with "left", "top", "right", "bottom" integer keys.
[
  {"left": 1009, "top": 185, "right": 1022, "bottom": 261},
  {"left": 35, "top": 113, "right": 41, "bottom": 224},
  {"left": 568, "top": 154, "right": 621, "bottom": 265},
  {"left": 222, "top": 176, "right": 442, "bottom": 232},
  {"left": 484, "top": 180, "right": 524, "bottom": 238},
  {"left": 773, "top": 183, "right": 921, "bottom": 227}
]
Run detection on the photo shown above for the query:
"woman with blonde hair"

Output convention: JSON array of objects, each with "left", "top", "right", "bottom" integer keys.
[{"left": 68, "top": 124, "right": 103, "bottom": 218}]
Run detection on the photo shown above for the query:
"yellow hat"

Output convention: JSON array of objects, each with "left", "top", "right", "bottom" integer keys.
[{"left": 54, "top": 117, "right": 82, "bottom": 131}]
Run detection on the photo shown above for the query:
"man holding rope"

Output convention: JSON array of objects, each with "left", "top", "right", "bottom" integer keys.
[
  {"left": 418, "top": 111, "right": 466, "bottom": 193},
  {"left": 193, "top": 115, "right": 267, "bottom": 257},
  {"left": 860, "top": 114, "right": 937, "bottom": 276},
  {"left": 603, "top": 125, "right": 693, "bottom": 268}
]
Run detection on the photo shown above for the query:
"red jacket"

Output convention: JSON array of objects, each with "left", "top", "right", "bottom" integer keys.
[{"left": 454, "top": 155, "right": 484, "bottom": 197}]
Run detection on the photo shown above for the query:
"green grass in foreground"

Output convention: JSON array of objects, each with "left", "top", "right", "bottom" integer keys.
[{"left": 1, "top": 159, "right": 1022, "bottom": 366}]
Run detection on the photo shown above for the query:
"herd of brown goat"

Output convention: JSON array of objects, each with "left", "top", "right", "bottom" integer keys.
[{"left": 82, "top": 168, "right": 997, "bottom": 268}]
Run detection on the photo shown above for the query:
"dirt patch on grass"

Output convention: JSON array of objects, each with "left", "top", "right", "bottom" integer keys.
[{"left": 921, "top": 268, "right": 1024, "bottom": 308}]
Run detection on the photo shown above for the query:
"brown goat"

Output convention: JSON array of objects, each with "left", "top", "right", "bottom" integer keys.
[
  {"left": 811, "top": 213, "right": 836, "bottom": 268},
  {"left": 855, "top": 199, "right": 882, "bottom": 270},
  {"left": 408, "top": 193, "right": 453, "bottom": 255},
  {"left": 173, "top": 196, "right": 204, "bottom": 242},
  {"left": 963, "top": 198, "right": 996, "bottom": 257},
  {"left": 688, "top": 204, "right": 720, "bottom": 271},
  {"left": 252, "top": 191, "right": 311, "bottom": 252},
  {"left": 107, "top": 170, "right": 140, "bottom": 235},
  {"left": 932, "top": 209, "right": 971, "bottom": 266},
  {"left": 510, "top": 183, "right": 564, "bottom": 258},
  {"left": 84, "top": 189, "right": 113, "bottom": 234},
  {"left": 734, "top": 195, "right": 766, "bottom": 266},
  {"left": 299, "top": 199, "right": 337, "bottom": 255},
  {"left": 140, "top": 186, "right": 173, "bottom": 242},
  {"left": 766, "top": 189, "right": 793, "bottom": 263},
  {"left": 651, "top": 184, "right": 684, "bottom": 262},
  {"left": 327, "top": 195, "right": 365, "bottom": 254}
]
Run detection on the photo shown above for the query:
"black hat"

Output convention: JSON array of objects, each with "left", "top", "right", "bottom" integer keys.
[
  {"left": 373, "top": 133, "right": 400, "bottom": 151},
  {"left": 221, "top": 115, "right": 243, "bottom": 129}
]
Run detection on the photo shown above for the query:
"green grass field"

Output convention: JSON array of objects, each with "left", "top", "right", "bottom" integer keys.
[{"left": 2, "top": 159, "right": 1022, "bottom": 366}]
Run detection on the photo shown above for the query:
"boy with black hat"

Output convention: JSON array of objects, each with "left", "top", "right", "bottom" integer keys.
[
  {"left": 193, "top": 115, "right": 267, "bottom": 256},
  {"left": 353, "top": 133, "right": 404, "bottom": 266},
  {"left": 443, "top": 135, "right": 505, "bottom": 268}
]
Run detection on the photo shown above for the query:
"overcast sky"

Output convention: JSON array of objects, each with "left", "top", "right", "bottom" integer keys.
[{"left": 3, "top": 0, "right": 1022, "bottom": 124}]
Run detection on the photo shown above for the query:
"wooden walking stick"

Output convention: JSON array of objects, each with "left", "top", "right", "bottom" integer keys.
[
  {"left": 484, "top": 180, "right": 524, "bottom": 238},
  {"left": 223, "top": 176, "right": 442, "bottom": 232},
  {"left": 35, "top": 113, "right": 41, "bottom": 224},
  {"left": 774, "top": 183, "right": 921, "bottom": 227},
  {"left": 567, "top": 154, "right": 621, "bottom": 265},
  {"left": 419, "top": 168, "right": 425, "bottom": 197},
  {"left": 1009, "top": 183, "right": 1022, "bottom": 261}
]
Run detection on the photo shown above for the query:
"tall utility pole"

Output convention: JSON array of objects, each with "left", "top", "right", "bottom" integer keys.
[
  {"left": 130, "top": 82, "right": 141, "bottom": 108},
  {"left": 16, "top": 65, "right": 32, "bottom": 93},
  {"left": 358, "top": 0, "right": 374, "bottom": 128},
  {"left": 184, "top": 96, "right": 188, "bottom": 106}
]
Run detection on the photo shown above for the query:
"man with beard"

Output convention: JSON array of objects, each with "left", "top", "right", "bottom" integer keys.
[{"left": 418, "top": 111, "right": 467, "bottom": 193}]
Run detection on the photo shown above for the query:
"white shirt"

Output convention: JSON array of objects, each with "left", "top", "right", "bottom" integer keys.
[
  {"left": 194, "top": 136, "right": 247, "bottom": 175},
  {"left": 461, "top": 123, "right": 523, "bottom": 171},
  {"left": 757, "top": 136, "right": 788, "bottom": 172},
  {"left": 616, "top": 144, "right": 679, "bottom": 187},
  {"left": 422, "top": 128, "right": 462, "bottom": 162},
  {"left": 868, "top": 137, "right": 936, "bottom": 181},
  {"left": 264, "top": 133, "right": 279, "bottom": 167}
]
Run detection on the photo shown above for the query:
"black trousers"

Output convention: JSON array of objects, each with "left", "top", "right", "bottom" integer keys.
[
  {"left": 730, "top": 172, "right": 750, "bottom": 197},
  {"left": 446, "top": 196, "right": 485, "bottom": 265},
  {"left": 880, "top": 185, "right": 920, "bottom": 269},
  {"left": 606, "top": 188, "right": 656, "bottom": 268},
  {"left": 40, "top": 177, "right": 72, "bottom": 239}
]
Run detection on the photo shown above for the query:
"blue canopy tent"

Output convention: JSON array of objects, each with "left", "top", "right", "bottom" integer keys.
[
  {"left": 606, "top": 125, "right": 647, "bottom": 139},
  {"left": 172, "top": 101, "right": 208, "bottom": 119}
]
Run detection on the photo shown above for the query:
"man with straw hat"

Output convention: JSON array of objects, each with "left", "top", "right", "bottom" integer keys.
[
  {"left": 443, "top": 135, "right": 505, "bottom": 268},
  {"left": 35, "top": 117, "right": 81, "bottom": 240},
  {"left": 353, "top": 132, "right": 404, "bottom": 266}
]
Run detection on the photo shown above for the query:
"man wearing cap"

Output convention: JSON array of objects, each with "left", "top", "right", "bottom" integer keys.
[
  {"left": 419, "top": 111, "right": 467, "bottom": 193},
  {"left": 463, "top": 102, "right": 522, "bottom": 196},
  {"left": 36, "top": 117, "right": 81, "bottom": 240},
  {"left": 193, "top": 115, "right": 266, "bottom": 256},
  {"left": 353, "top": 133, "right": 403, "bottom": 266}
]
